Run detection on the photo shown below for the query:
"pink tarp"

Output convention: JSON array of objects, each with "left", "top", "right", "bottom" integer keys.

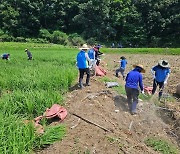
[
  {"left": 95, "top": 65, "right": 107, "bottom": 76},
  {"left": 34, "top": 104, "right": 67, "bottom": 134},
  {"left": 144, "top": 86, "right": 153, "bottom": 95}
]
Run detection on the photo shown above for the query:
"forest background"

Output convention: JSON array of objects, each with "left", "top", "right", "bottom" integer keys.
[{"left": 0, "top": 0, "right": 179, "bottom": 47}]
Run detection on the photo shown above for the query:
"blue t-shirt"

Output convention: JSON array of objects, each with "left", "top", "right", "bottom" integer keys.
[
  {"left": 88, "top": 49, "right": 95, "bottom": 59},
  {"left": 152, "top": 65, "right": 170, "bottom": 82},
  {"left": 125, "top": 68, "right": 143, "bottom": 91},
  {"left": 77, "top": 50, "right": 88, "bottom": 69},
  {"left": 120, "top": 59, "right": 127, "bottom": 69}
]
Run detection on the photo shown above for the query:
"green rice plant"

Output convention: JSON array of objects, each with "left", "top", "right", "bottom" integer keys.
[
  {"left": 0, "top": 114, "right": 36, "bottom": 154},
  {"left": 0, "top": 42, "right": 78, "bottom": 153},
  {"left": 145, "top": 137, "right": 179, "bottom": 154},
  {"left": 34, "top": 125, "right": 66, "bottom": 149}
]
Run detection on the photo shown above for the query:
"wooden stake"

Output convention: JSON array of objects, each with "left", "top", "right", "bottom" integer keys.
[{"left": 70, "top": 112, "right": 111, "bottom": 132}]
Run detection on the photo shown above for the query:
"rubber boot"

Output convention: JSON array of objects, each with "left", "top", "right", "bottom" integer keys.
[
  {"left": 86, "top": 77, "right": 90, "bottom": 86},
  {"left": 79, "top": 78, "right": 84, "bottom": 89},
  {"left": 131, "top": 101, "right": 138, "bottom": 114}
]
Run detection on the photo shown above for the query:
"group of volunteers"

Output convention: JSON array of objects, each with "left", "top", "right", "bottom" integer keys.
[
  {"left": 76, "top": 44, "right": 103, "bottom": 89},
  {"left": 76, "top": 44, "right": 171, "bottom": 115},
  {"left": 1, "top": 49, "right": 33, "bottom": 60}
]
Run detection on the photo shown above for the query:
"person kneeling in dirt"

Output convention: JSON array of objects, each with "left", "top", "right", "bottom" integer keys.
[
  {"left": 151, "top": 60, "right": 170, "bottom": 101},
  {"left": 125, "top": 64, "right": 145, "bottom": 115},
  {"left": 25, "top": 49, "right": 33, "bottom": 60},
  {"left": 77, "top": 44, "right": 91, "bottom": 89},
  {"left": 114, "top": 56, "right": 127, "bottom": 79},
  {"left": 1, "top": 53, "right": 10, "bottom": 60}
]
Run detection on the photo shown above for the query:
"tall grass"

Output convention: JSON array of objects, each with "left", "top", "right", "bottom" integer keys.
[{"left": 0, "top": 42, "right": 78, "bottom": 153}]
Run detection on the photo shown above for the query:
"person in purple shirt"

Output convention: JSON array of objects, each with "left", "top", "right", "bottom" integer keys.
[
  {"left": 114, "top": 56, "right": 127, "bottom": 79},
  {"left": 151, "top": 60, "right": 170, "bottom": 100},
  {"left": 125, "top": 64, "right": 145, "bottom": 115},
  {"left": 1, "top": 53, "right": 10, "bottom": 60}
]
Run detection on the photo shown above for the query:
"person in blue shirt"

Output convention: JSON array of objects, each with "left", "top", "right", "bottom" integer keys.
[
  {"left": 125, "top": 64, "right": 145, "bottom": 115},
  {"left": 88, "top": 46, "right": 97, "bottom": 69},
  {"left": 1, "top": 53, "right": 10, "bottom": 60},
  {"left": 114, "top": 56, "right": 127, "bottom": 79},
  {"left": 77, "top": 44, "right": 91, "bottom": 89},
  {"left": 151, "top": 60, "right": 170, "bottom": 100}
]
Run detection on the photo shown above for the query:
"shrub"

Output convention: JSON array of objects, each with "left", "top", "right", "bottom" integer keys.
[
  {"left": 39, "top": 29, "right": 51, "bottom": 41},
  {"left": 51, "top": 31, "right": 68, "bottom": 45},
  {"left": 68, "top": 33, "right": 85, "bottom": 46},
  {"left": 86, "top": 37, "right": 97, "bottom": 46},
  {"left": 0, "top": 34, "right": 14, "bottom": 42},
  {"left": 0, "top": 29, "right": 5, "bottom": 36},
  {"left": 15, "top": 37, "right": 26, "bottom": 42}
]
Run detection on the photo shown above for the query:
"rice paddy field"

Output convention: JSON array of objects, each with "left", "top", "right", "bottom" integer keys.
[
  {"left": 0, "top": 42, "right": 78, "bottom": 153},
  {"left": 0, "top": 42, "right": 179, "bottom": 154}
]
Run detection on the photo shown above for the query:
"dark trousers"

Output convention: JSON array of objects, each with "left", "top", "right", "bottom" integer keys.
[
  {"left": 28, "top": 56, "right": 32, "bottom": 60},
  {"left": 79, "top": 68, "right": 90, "bottom": 87},
  {"left": 152, "top": 79, "right": 164, "bottom": 99},
  {"left": 2, "top": 57, "right": 8, "bottom": 60},
  {"left": 116, "top": 67, "right": 125, "bottom": 79},
  {"left": 125, "top": 86, "right": 139, "bottom": 113}
]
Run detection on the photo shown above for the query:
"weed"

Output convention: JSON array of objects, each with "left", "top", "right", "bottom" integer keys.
[
  {"left": 145, "top": 137, "right": 179, "bottom": 154},
  {"left": 113, "top": 85, "right": 126, "bottom": 95},
  {"left": 106, "top": 136, "right": 118, "bottom": 143},
  {"left": 100, "top": 76, "right": 116, "bottom": 83}
]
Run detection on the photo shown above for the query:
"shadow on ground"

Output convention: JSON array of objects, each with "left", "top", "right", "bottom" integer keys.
[
  {"left": 69, "top": 83, "right": 80, "bottom": 91},
  {"left": 114, "top": 95, "right": 129, "bottom": 112}
]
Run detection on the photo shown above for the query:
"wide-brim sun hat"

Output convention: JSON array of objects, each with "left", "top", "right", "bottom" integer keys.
[
  {"left": 158, "top": 60, "right": 170, "bottom": 68},
  {"left": 79, "top": 44, "right": 90, "bottom": 50},
  {"left": 133, "top": 64, "right": 145, "bottom": 73}
]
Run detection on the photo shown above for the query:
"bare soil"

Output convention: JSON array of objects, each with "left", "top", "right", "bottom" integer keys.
[{"left": 37, "top": 53, "right": 180, "bottom": 154}]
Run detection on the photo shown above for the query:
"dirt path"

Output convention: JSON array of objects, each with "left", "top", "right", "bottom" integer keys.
[{"left": 37, "top": 53, "right": 180, "bottom": 154}]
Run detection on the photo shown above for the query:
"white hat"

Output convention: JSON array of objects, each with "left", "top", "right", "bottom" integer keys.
[
  {"left": 79, "top": 44, "right": 90, "bottom": 50},
  {"left": 158, "top": 60, "right": 170, "bottom": 68}
]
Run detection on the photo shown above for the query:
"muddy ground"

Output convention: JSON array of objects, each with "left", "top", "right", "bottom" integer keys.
[{"left": 37, "top": 53, "right": 180, "bottom": 154}]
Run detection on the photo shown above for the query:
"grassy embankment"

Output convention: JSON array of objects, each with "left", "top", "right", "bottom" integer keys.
[
  {"left": 0, "top": 42, "right": 78, "bottom": 153},
  {"left": 102, "top": 47, "right": 180, "bottom": 55}
]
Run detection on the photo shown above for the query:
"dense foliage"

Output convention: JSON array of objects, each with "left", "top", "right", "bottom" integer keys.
[{"left": 0, "top": 0, "right": 179, "bottom": 47}]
